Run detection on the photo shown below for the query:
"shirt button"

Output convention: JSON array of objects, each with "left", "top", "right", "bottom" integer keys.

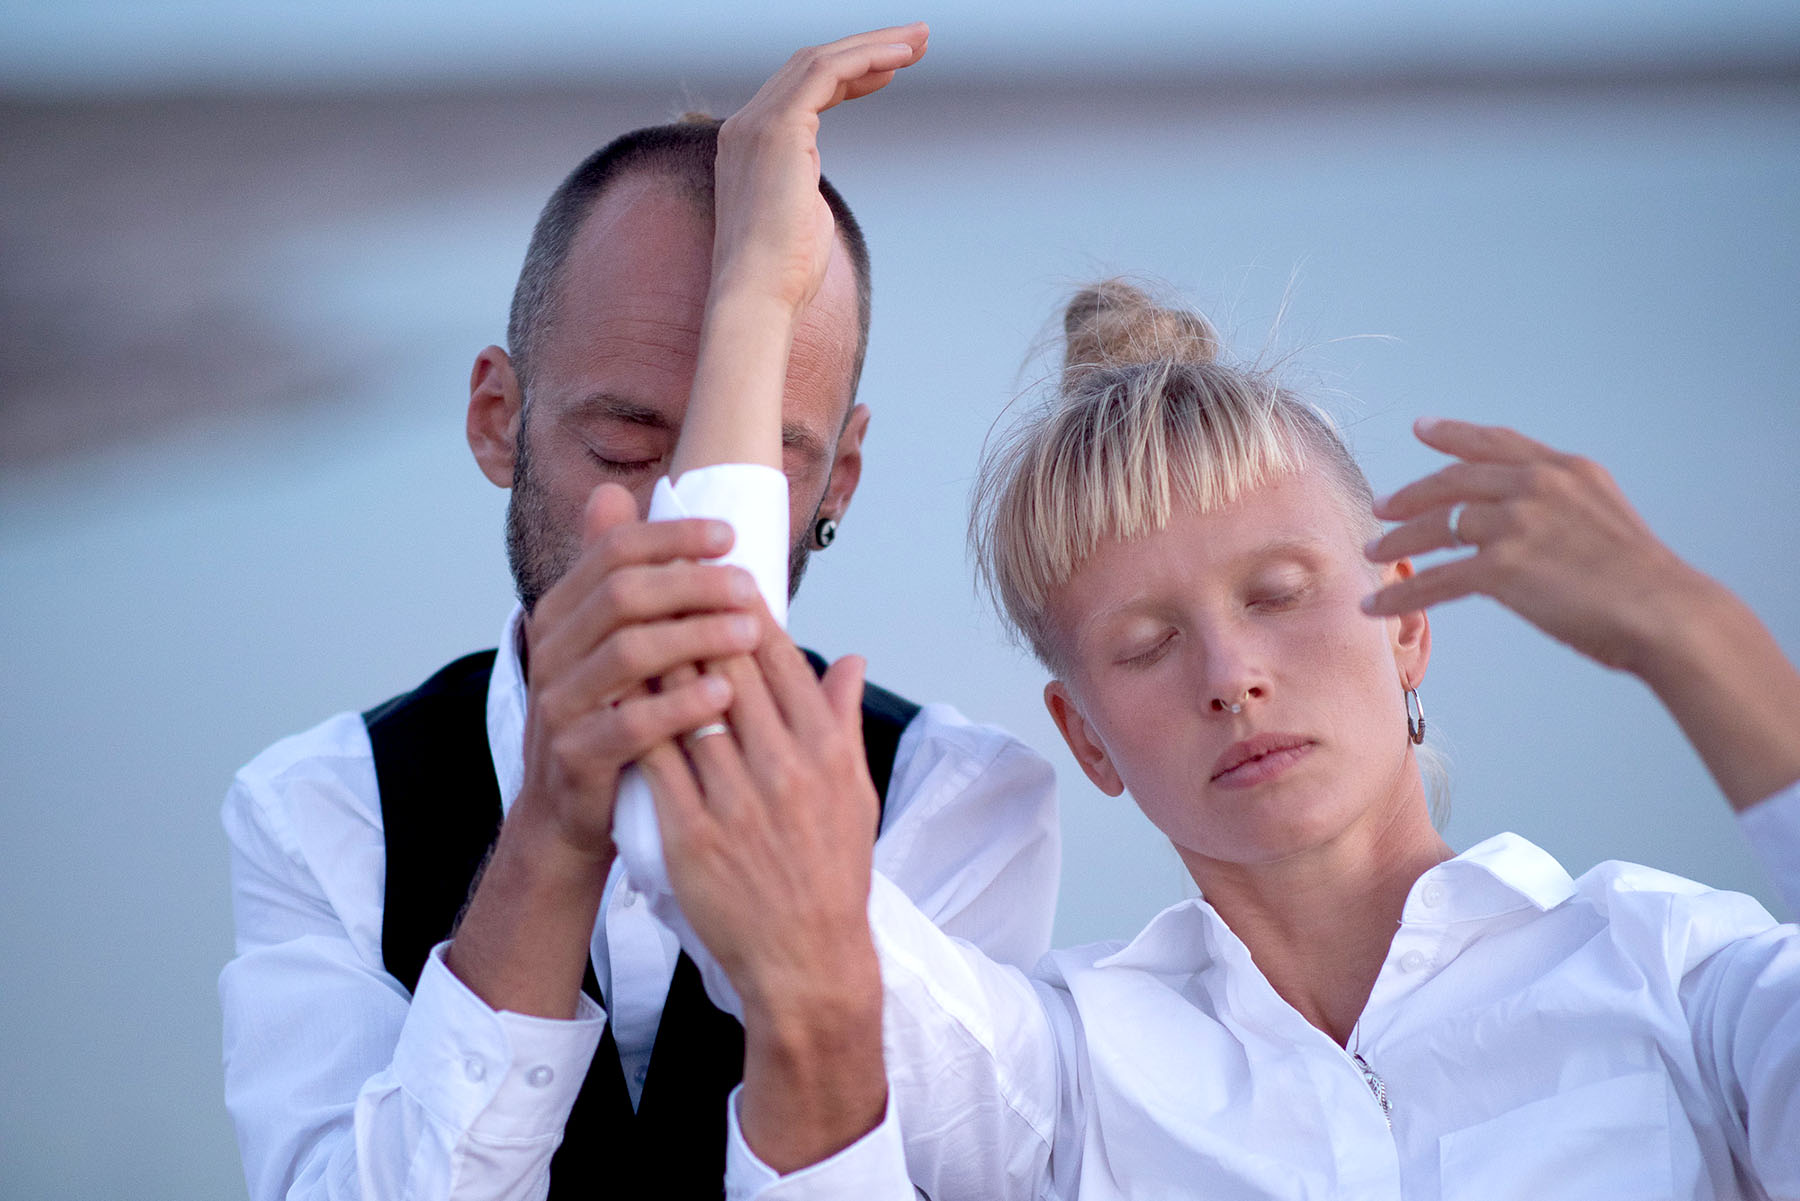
[
  {"left": 463, "top": 1055, "right": 487, "bottom": 1083},
  {"left": 620, "top": 890, "right": 639, "bottom": 910},
  {"left": 1421, "top": 881, "right": 1447, "bottom": 908},
  {"left": 634, "top": 1065, "right": 648, "bottom": 1086},
  {"left": 1399, "top": 949, "right": 1429, "bottom": 973},
  {"left": 526, "top": 1065, "right": 554, "bottom": 1088}
]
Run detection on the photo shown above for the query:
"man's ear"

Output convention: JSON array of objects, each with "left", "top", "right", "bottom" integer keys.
[
  {"left": 817, "top": 403, "right": 869, "bottom": 523},
  {"left": 467, "top": 346, "right": 524, "bottom": 488},
  {"left": 1045, "top": 679, "right": 1124, "bottom": 797},
  {"left": 1385, "top": 558, "right": 1432, "bottom": 687}
]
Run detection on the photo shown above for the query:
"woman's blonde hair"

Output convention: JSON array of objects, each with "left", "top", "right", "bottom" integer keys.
[{"left": 971, "top": 279, "right": 1380, "bottom": 671}]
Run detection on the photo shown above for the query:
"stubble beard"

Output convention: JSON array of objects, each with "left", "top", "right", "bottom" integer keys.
[{"left": 503, "top": 424, "right": 569, "bottom": 616}]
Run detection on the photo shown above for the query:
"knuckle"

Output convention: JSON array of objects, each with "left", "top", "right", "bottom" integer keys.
[
  {"left": 610, "top": 627, "right": 655, "bottom": 679},
  {"left": 610, "top": 703, "right": 656, "bottom": 748}
]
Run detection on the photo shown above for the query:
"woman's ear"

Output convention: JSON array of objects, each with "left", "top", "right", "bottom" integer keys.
[
  {"left": 1045, "top": 679, "right": 1124, "bottom": 796},
  {"left": 467, "top": 346, "right": 524, "bottom": 488},
  {"left": 1385, "top": 558, "right": 1432, "bottom": 686}
]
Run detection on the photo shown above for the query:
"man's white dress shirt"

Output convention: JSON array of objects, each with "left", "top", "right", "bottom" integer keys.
[
  {"left": 218, "top": 468, "right": 1062, "bottom": 1201},
  {"left": 727, "top": 785, "right": 1800, "bottom": 1201}
]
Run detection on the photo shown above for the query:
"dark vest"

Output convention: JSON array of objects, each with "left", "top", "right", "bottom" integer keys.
[{"left": 364, "top": 649, "right": 919, "bottom": 1199}]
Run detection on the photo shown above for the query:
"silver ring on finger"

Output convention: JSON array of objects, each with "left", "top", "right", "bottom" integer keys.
[
  {"left": 686, "top": 721, "right": 731, "bottom": 746},
  {"left": 1446, "top": 501, "right": 1472, "bottom": 549}
]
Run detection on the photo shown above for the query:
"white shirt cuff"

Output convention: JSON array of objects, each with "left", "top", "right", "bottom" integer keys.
[
  {"left": 649, "top": 462, "right": 789, "bottom": 628},
  {"left": 1738, "top": 778, "right": 1800, "bottom": 920},
  {"left": 389, "top": 942, "right": 607, "bottom": 1140},
  {"left": 724, "top": 1083, "right": 912, "bottom": 1201}
]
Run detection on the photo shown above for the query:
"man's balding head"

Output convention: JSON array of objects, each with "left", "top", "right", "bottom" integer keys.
[{"left": 506, "top": 118, "right": 873, "bottom": 400}]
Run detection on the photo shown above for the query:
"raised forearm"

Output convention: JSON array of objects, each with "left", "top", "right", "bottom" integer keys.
[
  {"left": 1630, "top": 569, "right": 1800, "bottom": 812},
  {"left": 670, "top": 290, "right": 795, "bottom": 477}
]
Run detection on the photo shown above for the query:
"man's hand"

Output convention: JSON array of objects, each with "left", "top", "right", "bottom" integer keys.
[
  {"left": 445, "top": 483, "right": 764, "bottom": 1019},
  {"left": 638, "top": 616, "right": 886, "bottom": 1174}
]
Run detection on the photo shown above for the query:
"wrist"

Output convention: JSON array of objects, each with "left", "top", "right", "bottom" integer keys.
[
  {"left": 738, "top": 942, "right": 886, "bottom": 1175},
  {"left": 507, "top": 777, "right": 618, "bottom": 874},
  {"left": 702, "top": 277, "right": 805, "bottom": 334}
]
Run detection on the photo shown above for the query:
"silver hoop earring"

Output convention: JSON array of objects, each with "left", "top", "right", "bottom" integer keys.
[
  {"left": 813, "top": 517, "right": 838, "bottom": 549},
  {"left": 1405, "top": 687, "right": 1426, "bottom": 745}
]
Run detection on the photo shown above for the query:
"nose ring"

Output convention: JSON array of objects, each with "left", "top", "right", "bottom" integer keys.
[{"left": 1225, "top": 692, "right": 1247, "bottom": 715}]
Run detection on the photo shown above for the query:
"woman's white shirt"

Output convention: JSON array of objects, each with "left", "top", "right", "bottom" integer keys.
[{"left": 726, "top": 783, "right": 1800, "bottom": 1200}]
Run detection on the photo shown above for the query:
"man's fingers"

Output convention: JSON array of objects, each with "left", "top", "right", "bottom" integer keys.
[
  {"left": 755, "top": 626, "right": 839, "bottom": 741},
  {"left": 535, "top": 560, "right": 757, "bottom": 672},
  {"left": 581, "top": 482, "right": 640, "bottom": 548},
  {"left": 820, "top": 654, "right": 868, "bottom": 732},
  {"left": 638, "top": 742, "right": 710, "bottom": 854},
  {"left": 541, "top": 516, "right": 735, "bottom": 624},
  {"left": 546, "top": 612, "right": 758, "bottom": 713},
  {"left": 560, "top": 671, "right": 733, "bottom": 768}
]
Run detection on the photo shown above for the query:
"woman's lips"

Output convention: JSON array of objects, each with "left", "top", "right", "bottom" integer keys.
[{"left": 1210, "top": 734, "right": 1314, "bottom": 789}]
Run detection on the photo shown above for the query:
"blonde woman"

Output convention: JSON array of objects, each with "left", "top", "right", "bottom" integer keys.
[{"left": 649, "top": 283, "right": 1800, "bottom": 1198}]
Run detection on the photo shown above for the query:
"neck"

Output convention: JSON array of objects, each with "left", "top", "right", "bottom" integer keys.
[{"left": 1181, "top": 786, "right": 1450, "bottom": 1047}]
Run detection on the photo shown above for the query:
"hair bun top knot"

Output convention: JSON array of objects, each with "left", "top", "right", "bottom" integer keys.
[{"left": 1062, "top": 278, "right": 1221, "bottom": 379}]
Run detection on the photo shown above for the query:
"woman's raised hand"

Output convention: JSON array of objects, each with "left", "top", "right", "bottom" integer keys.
[
  {"left": 711, "top": 24, "right": 928, "bottom": 318},
  {"left": 1361, "top": 416, "right": 1704, "bottom": 673},
  {"left": 1364, "top": 416, "right": 1800, "bottom": 811},
  {"left": 671, "top": 24, "right": 926, "bottom": 477}
]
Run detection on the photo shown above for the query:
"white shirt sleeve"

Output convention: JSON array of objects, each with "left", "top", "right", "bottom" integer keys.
[
  {"left": 1736, "top": 778, "right": 1800, "bottom": 920},
  {"left": 723, "top": 1086, "right": 916, "bottom": 1201},
  {"left": 874, "top": 705, "right": 1060, "bottom": 971},
  {"left": 1684, "top": 777, "right": 1800, "bottom": 1196},
  {"left": 722, "top": 873, "right": 1060, "bottom": 1201},
  {"left": 610, "top": 464, "right": 789, "bottom": 1013},
  {"left": 220, "top": 739, "right": 606, "bottom": 1201}
]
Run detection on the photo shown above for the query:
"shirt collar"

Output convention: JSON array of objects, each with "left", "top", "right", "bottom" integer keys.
[
  {"left": 1410, "top": 832, "right": 1578, "bottom": 922},
  {"left": 1092, "top": 831, "right": 1580, "bottom": 977},
  {"left": 489, "top": 603, "right": 529, "bottom": 816}
]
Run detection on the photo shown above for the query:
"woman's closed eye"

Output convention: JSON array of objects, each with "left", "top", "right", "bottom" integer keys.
[
  {"left": 1119, "top": 629, "right": 1176, "bottom": 667},
  {"left": 1247, "top": 575, "right": 1314, "bottom": 613}
]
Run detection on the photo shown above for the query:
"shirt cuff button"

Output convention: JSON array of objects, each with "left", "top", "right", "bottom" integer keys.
[
  {"left": 526, "top": 1065, "right": 555, "bottom": 1088},
  {"left": 463, "top": 1055, "right": 487, "bottom": 1083}
]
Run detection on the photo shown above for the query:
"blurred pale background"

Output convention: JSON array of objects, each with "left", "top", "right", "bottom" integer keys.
[{"left": 3, "top": 2, "right": 1796, "bottom": 1197}]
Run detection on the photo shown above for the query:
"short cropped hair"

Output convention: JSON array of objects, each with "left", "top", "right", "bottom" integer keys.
[
  {"left": 506, "top": 117, "right": 874, "bottom": 399},
  {"left": 971, "top": 279, "right": 1379, "bottom": 671}
]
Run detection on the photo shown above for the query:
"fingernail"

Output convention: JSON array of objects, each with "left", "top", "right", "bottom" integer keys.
[
  {"left": 728, "top": 569, "right": 757, "bottom": 603},
  {"left": 1371, "top": 491, "right": 1393, "bottom": 511},
  {"left": 1362, "top": 535, "right": 1383, "bottom": 558},
  {"left": 705, "top": 521, "right": 733, "bottom": 552},
  {"left": 700, "top": 674, "right": 731, "bottom": 704},
  {"left": 1415, "top": 416, "right": 1441, "bottom": 435},
  {"left": 729, "top": 615, "right": 758, "bottom": 642},
  {"left": 1360, "top": 593, "right": 1380, "bottom": 614}
]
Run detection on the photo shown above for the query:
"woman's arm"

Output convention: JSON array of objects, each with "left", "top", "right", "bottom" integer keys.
[
  {"left": 1363, "top": 416, "right": 1800, "bottom": 812},
  {"left": 669, "top": 25, "right": 927, "bottom": 479}
]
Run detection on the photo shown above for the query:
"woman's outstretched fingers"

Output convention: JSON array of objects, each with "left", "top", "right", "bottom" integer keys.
[
  {"left": 1409, "top": 416, "right": 1555, "bottom": 465},
  {"left": 1362, "top": 556, "right": 1490, "bottom": 617}
]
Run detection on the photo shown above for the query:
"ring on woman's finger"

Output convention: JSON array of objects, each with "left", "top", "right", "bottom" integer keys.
[
  {"left": 686, "top": 721, "right": 731, "bottom": 745},
  {"left": 1446, "top": 502, "right": 1473, "bottom": 549}
]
